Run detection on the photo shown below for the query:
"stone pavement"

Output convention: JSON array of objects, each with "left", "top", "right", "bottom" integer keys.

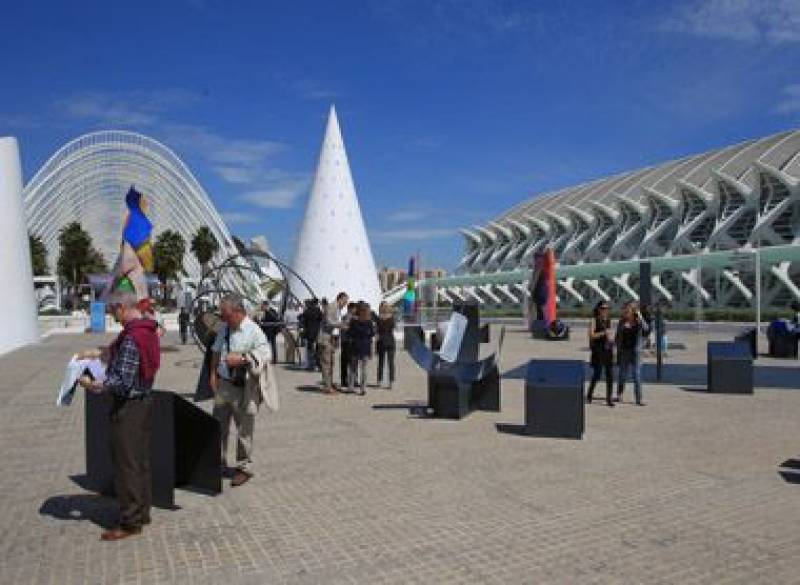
[{"left": 0, "top": 325, "right": 798, "bottom": 584}]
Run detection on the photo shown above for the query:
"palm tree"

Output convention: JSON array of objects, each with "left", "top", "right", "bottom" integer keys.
[
  {"left": 29, "top": 233, "right": 48, "bottom": 276},
  {"left": 190, "top": 226, "right": 219, "bottom": 277},
  {"left": 153, "top": 230, "right": 186, "bottom": 303},
  {"left": 56, "top": 222, "right": 107, "bottom": 308}
]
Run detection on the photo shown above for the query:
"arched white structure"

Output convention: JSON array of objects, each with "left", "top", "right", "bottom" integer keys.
[
  {"left": 0, "top": 137, "right": 38, "bottom": 354},
  {"left": 23, "top": 130, "right": 240, "bottom": 280},
  {"left": 451, "top": 130, "right": 800, "bottom": 309}
]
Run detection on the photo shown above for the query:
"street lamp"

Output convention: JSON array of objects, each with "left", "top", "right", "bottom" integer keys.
[
  {"left": 693, "top": 242, "right": 703, "bottom": 332},
  {"left": 733, "top": 248, "right": 761, "bottom": 335}
]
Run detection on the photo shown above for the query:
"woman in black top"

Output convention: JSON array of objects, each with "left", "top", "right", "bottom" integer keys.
[
  {"left": 348, "top": 302, "right": 375, "bottom": 395},
  {"left": 375, "top": 302, "right": 396, "bottom": 389},
  {"left": 587, "top": 301, "right": 614, "bottom": 407}
]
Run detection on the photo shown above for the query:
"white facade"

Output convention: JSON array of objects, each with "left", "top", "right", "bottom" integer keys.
[
  {"left": 0, "top": 137, "right": 38, "bottom": 354},
  {"left": 23, "top": 131, "right": 240, "bottom": 282},
  {"left": 290, "top": 106, "right": 382, "bottom": 306},
  {"left": 454, "top": 130, "right": 800, "bottom": 309}
]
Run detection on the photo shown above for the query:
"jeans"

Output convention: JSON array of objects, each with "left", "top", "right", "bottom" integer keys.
[
  {"left": 349, "top": 357, "right": 368, "bottom": 392},
  {"left": 305, "top": 338, "right": 318, "bottom": 370},
  {"left": 617, "top": 350, "right": 643, "bottom": 404},
  {"left": 376, "top": 345, "right": 395, "bottom": 384},
  {"left": 587, "top": 362, "right": 613, "bottom": 403}
]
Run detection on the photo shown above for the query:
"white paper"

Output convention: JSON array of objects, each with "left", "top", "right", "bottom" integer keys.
[
  {"left": 57, "top": 356, "right": 106, "bottom": 407},
  {"left": 438, "top": 312, "right": 468, "bottom": 363}
]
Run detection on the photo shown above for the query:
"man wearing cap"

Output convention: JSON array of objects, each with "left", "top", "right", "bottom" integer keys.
[{"left": 79, "top": 291, "right": 161, "bottom": 541}]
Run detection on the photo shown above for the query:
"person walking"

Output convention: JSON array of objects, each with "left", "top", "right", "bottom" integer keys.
[
  {"left": 259, "top": 302, "right": 281, "bottom": 365},
  {"left": 318, "top": 292, "right": 349, "bottom": 395},
  {"left": 298, "top": 298, "right": 323, "bottom": 371},
  {"left": 348, "top": 302, "right": 375, "bottom": 395},
  {"left": 586, "top": 301, "right": 614, "bottom": 407},
  {"left": 375, "top": 301, "right": 396, "bottom": 389},
  {"left": 339, "top": 302, "right": 357, "bottom": 389},
  {"left": 78, "top": 291, "right": 161, "bottom": 541},
  {"left": 178, "top": 307, "right": 191, "bottom": 345},
  {"left": 209, "top": 293, "right": 272, "bottom": 487},
  {"left": 615, "top": 302, "right": 652, "bottom": 406}
]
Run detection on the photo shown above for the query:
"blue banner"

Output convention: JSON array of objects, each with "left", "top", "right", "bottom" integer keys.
[{"left": 90, "top": 301, "right": 106, "bottom": 333}]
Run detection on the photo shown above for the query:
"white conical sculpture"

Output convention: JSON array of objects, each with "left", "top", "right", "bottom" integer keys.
[
  {"left": 0, "top": 137, "right": 38, "bottom": 354},
  {"left": 290, "top": 106, "right": 382, "bottom": 306}
]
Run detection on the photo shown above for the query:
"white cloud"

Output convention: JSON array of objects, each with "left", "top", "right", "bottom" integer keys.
[
  {"left": 239, "top": 176, "right": 309, "bottom": 209},
  {"left": 387, "top": 210, "right": 428, "bottom": 222},
  {"left": 372, "top": 228, "right": 456, "bottom": 240},
  {"left": 221, "top": 211, "right": 260, "bottom": 224},
  {"left": 775, "top": 83, "right": 800, "bottom": 113},
  {"left": 55, "top": 89, "right": 201, "bottom": 126},
  {"left": 660, "top": 0, "right": 800, "bottom": 43}
]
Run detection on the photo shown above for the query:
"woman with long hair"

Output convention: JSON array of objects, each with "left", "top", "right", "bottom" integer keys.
[
  {"left": 348, "top": 302, "right": 375, "bottom": 395},
  {"left": 375, "top": 301, "right": 396, "bottom": 389},
  {"left": 587, "top": 301, "right": 614, "bottom": 407},
  {"left": 615, "top": 302, "right": 652, "bottom": 405}
]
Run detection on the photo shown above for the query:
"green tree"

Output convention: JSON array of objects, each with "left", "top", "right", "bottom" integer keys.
[
  {"left": 153, "top": 230, "right": 186, "bottom": 301},
  {"left": 29, "top": 233, "right": 48, "bottom": 276},
  {"left": 190, "top": 226, "right": 219, "bottom": 276},
  {"left": 56, "top": 222, "right": 107, "bottom": 285}
]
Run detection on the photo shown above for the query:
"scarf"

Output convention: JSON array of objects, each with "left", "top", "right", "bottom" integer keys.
[{"left": 109, "top": 318, "right": 161, "bottom": 386}]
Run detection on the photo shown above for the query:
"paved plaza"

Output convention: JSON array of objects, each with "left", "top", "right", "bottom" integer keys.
[{"left": 0, "top": 324, "right": 798, "bottom": 584}]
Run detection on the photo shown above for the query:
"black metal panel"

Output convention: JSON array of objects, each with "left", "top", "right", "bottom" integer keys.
[
  {"left": 707, "top": 342, "right": 753, "bottom": 394},
  {"left": 524, "top": 359, "right": 584, "bottom": 439},
  {"left": 85, "top": 390, "right": 222, "bottom": 509},
  {"left": 452, "top": 302, "right": 480, "bottom": 362},
  {"left": 403, "top": 325, "right": 424, "bottom": 352}
]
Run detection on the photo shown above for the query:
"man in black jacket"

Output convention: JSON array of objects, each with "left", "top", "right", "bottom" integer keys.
[{"left": 299, "top": 298, "right": 323, "bottom": 371}]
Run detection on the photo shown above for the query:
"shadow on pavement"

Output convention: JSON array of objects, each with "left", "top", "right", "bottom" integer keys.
[
  {"left": 495, "top": 423, "right": 527, "bottom": 436},
  {"left": 39, "top": 494, "right": 117, "bottom": 528},
  {"left": 502, "top": 361, "right": 800, "bottom": 390}
]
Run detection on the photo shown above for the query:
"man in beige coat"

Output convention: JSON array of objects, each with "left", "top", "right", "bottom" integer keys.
[
  {"left": 209, "top": 293, "right": 278, "bottom": 487},
  {"left": 317, "top": 292, "right": 349, "bottom": 395}
]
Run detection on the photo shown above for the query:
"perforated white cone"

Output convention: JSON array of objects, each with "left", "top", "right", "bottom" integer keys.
[{"left": 290, "top": 106, "right": 381, "bottom": 306}]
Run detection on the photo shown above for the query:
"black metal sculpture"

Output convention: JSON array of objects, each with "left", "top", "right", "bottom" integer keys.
[{"left": 407, "top": 302, "right": 505, "bottom": 419}]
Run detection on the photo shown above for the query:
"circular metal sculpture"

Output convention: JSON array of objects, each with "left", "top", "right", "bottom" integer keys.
[{"left": 188, "top": 242, "right": 317, "bottom": 359}]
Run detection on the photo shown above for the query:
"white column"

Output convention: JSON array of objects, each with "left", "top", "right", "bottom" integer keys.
[{"left": 0, "top": 137, "right": 38, "bottom": 354}]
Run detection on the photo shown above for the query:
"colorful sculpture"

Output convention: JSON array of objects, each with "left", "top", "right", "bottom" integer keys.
[
  {"left": 403, "top": 256, "right": 418, "bottom": 321},
  {"left": 527, "top": 248, "right": 558, "bottom": 334},
  {"left": 107, "top": 186, "right": 154, "bottom": 307}
]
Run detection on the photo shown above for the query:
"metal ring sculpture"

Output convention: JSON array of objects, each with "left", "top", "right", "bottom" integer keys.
[{"left": 189, "top": 247, "right": 317, "bottom": 362}]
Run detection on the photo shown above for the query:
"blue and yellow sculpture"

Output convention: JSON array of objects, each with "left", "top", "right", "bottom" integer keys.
[{"left": 107, "top": 186, "right": 154, "bottom": 308}]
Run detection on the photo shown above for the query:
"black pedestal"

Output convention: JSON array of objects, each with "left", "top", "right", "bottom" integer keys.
[
  {"left": 428, "top": 372, "right": 470, "bottom": 419},
  {"left": 768, "top": 333, "right": 798, "bottom": 358},
  {"left": 734, "top": 328, "right": 758, "bottom": 359},
  {"left": 707, "top": 342, "right": 753, "bottom": 394},
  {"left": 86, "top": 390, "right": 222, "bottom": 508},
  {"left": 525, "top": 359, "right": 584, "bottom": 439}
]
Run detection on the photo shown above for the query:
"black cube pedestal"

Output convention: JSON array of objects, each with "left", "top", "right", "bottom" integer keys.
[
  {"left": 427, "top": 372, "right": 470, "bottom": 419},
  {"left": 707, "top": 342, "right": 753, "bottom": 394},
  {"left": 86, "top": 390, "right": 222, "bottom": 508},
  {"left": 525, "top": 359, "right": 584, "bottom": 439}
]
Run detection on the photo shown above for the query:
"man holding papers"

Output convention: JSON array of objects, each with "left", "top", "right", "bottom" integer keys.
[{"left": 78, "top": 291, "right": 161, "bottom": 541}]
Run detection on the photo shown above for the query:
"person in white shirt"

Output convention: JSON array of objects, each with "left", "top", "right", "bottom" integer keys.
[{"left": 209, "top": 293, "right": 270, "bottom": 487}]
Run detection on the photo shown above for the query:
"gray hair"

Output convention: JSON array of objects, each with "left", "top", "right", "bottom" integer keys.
[
  {"left": 106, "top": 290, "right": 139, "bottom": 309},
  {"left": 219, "top": 293, "right": 246, "bottom": 312}
]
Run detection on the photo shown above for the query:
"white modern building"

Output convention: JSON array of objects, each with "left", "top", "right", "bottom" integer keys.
[
  {"left": 435, "top": 130, "right": 800, "bottom": 310},
  {"left": 23, "top": 130, "right": 241, "bottom": 281}
]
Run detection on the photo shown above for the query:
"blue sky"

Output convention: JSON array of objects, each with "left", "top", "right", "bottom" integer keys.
[{"left": 2, "top": 0, "right": 799, "bottom": 270}]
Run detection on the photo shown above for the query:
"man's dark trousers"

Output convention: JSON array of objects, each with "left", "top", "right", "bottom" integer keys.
[{"left": 110, "top": 396, "right": 153, "bottom": 529}]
